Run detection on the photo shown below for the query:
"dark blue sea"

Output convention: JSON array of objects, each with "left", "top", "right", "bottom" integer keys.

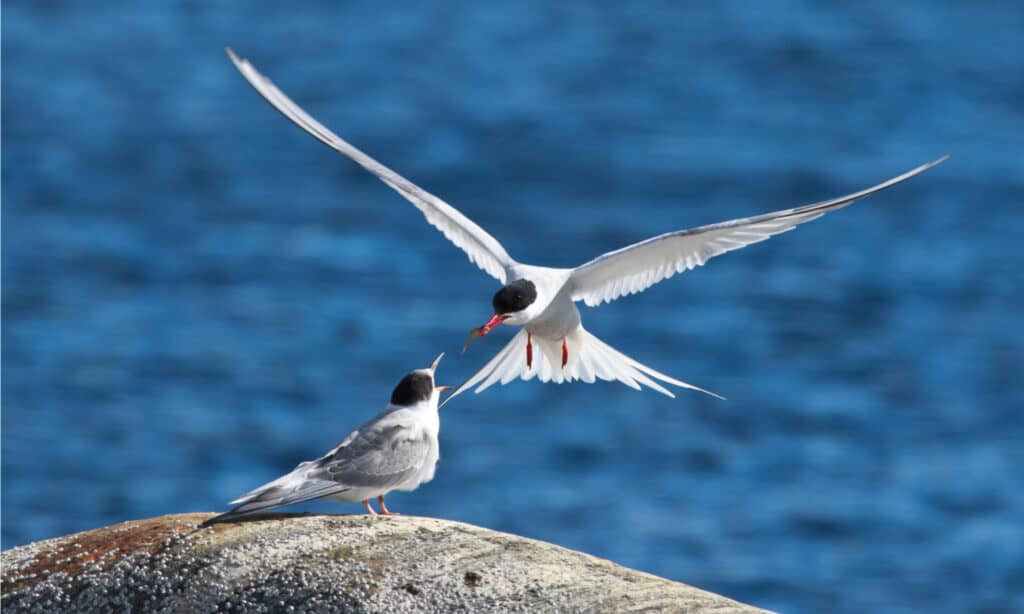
[{"left": 3, "top": 3, "right": 1022, "bottom": 612}]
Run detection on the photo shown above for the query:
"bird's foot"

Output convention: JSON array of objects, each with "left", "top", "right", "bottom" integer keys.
[
  {"left": 561, "top": 338, "right": 568, "bottom": 368},
  {"left": 378, "top": 496, "right": 400, "bottom": 516},
  {"left": 363, "top": 499, "right": 378, "bottom": 515},
  {"left": 526, "top": 332, "right": 533, "bottom": 368}
]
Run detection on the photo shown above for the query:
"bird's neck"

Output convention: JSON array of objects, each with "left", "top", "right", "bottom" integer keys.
[
  {"left": 387, "top": 399, "right": 440, "bottom": 434},
  {"left": 385, "top": 399, "right": 438, "bottom": 415}
]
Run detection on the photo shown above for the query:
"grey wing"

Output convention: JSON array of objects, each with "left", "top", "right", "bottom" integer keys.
[
  {"left": 570, "top": 156, "right": 948, "bottom": 307},
  {"left": 320, "top": 423, "right": 434, "bottom": 491},
  {"left": 205, "top": 460, "right": 352, "bottom": 523},
  {"left": 206, "top": 422, "right": 432, "bottom": 524},
  {"left": 226, "top": 48, "right": 516, "bottom": 283}
]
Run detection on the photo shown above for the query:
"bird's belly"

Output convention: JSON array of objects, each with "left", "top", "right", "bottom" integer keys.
[
  {"left": 527, "top": 298, "right": 581, "bottom": 340},
  {"left": 325, "top": 487, "right": 386, "bottom": 503},
  {"left": 396, "top": 442, "right": 440, "bottom": 492}
]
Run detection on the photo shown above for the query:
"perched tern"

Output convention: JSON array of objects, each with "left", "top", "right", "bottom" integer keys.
[
  {"left": 226, "top": 48, "right": 947, "bottom": 402},
  {"left": 206, "top": 354, "right": 448, "bottom": 523}
]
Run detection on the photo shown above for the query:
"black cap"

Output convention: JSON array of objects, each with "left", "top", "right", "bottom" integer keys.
[
  {"left": 390, "top": 371, "right": 434, "bottom": 406},
  {"left": 492, "top": 279, "right": 537, "bottom": 315}
]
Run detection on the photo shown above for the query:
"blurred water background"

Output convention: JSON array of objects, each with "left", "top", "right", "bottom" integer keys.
[{"left": 3, "top": 2, "right": 1023, "bottom": 612}]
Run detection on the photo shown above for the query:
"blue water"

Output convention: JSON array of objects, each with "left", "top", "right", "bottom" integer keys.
[{"left": 3, "top": 3, "right": 1022, "bottom": 612}]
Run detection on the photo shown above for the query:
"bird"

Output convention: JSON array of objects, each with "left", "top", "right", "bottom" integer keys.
[
  {"left": 205, "top": 354, "right": 449, "bottom": 523},
  {"left": 225, "top": 47, "right": 947, "bottom": 402}
]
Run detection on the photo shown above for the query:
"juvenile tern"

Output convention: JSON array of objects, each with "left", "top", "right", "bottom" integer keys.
[
  {"left": 226, "top": 48, "right": 947, "bottom": 402},
  {"left": 206, "top": 354, "right": 448, "bottom": 523}
]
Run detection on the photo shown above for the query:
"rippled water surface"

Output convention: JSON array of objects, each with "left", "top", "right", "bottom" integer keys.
[{"left": 3, "top": 3, "right": 1023, "bottom": 612}]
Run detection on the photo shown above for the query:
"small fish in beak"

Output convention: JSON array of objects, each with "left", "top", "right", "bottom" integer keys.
[{"left": 461, "top": 314, "right": 508, "bottom": 354}]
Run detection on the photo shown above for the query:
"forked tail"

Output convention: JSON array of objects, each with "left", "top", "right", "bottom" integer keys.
[{"left": 442, "top": 327, "right": 723, "bottom": 406}]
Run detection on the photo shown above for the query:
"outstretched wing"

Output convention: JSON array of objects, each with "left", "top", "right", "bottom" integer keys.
[
  {"left": 570, "top": 157, "right": 948, "bottom": 307},
  {"left": 226, "top": 48, "right": 516, "bottom": 283}
]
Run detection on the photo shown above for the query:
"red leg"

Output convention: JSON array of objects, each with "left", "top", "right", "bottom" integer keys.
[
  {"left": 561, "top": 338, "right": 568, "bottom": 368},
  {"left": 363, "top": 499, "right": 377, "bottom": 515},
  {"left": 378, "top": 495, "right": 400, "bottom": 516},
  {"left": 526, "top": 332, "right": 533, "bottom": 368}
]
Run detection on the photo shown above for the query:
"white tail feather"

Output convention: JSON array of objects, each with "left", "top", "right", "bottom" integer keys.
[{"left": 442, "top": 327, "right": 724, "bottom": 406}]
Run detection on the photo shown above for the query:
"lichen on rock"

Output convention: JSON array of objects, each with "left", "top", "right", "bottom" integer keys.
[{"left": 2, "top": 513, "right": 770, "bottom": 613}]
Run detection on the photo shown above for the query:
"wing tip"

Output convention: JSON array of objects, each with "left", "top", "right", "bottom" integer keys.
[
  {"left": 916, "top": 154, "right": 950, "bottom": 174},
  {"left": 225, "top": 46, "right": 244, "bottom": 66}
]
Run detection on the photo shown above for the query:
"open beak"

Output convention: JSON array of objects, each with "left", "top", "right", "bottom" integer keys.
[
  {"left": 461, "top": 314, "right": 509, "bottom": 354},
  {"left": 428, "top": 352, "right": 445, "bottom": 373}
]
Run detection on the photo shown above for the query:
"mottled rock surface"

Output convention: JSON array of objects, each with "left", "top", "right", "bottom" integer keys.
[{"left": 2, "top": 513, "right": 770, "bottom": 613}]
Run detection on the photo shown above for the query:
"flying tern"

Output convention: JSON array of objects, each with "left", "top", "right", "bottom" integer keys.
[
  {"left": 206, "top": 354, "right": 448, "bottom": 522},
  {"left": 226, "top": 48, "right": 947, "bottom": 402}
]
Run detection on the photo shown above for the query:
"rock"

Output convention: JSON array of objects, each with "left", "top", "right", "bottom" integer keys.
[{"left": 2, "top": 513, "right": 770, "bottom": 613}]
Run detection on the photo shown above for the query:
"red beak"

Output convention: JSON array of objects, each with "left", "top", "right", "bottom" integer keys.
[
  {"left": 461, "top": 314, "right": 509, "bottom": 354},
  {"left": 480, "top": 314, "right": 509, "bottom": 334}
]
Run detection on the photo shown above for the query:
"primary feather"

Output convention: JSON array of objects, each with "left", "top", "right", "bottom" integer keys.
[
  {"left": 569, "top": 156, "right": 948, "bottom": 307},
  {"left": 226, "top": 47, "right": 516, "bottom": 283}
]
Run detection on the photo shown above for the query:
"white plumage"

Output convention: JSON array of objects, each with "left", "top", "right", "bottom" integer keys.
[{"left": 226, "top": 48, "right": 947, "bottom": 403}]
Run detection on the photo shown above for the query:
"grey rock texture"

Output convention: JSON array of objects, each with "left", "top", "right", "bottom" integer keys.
[{"left": 2, "top": 513, "right": 770, "bottom": 613}]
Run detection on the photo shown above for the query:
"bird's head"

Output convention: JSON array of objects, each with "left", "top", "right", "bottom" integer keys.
[
  {"left": 461, "top": 279, "right": 538, "bottom": 353},
  {"left": 390, "top": 353, "right": 449, "bottom": 407}
]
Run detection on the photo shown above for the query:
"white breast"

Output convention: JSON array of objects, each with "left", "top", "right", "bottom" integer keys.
[
  {"left": 505, "top": 265, "right": 576, "bottom": 336},
  {"left": 396, "top": 403, "right": 441, "bottom": 491},
  {"left": 527, "top": 285, "right": 582, "bottom": 339}
]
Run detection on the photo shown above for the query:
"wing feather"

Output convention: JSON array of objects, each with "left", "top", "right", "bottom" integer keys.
[
  {"left": 570, "top": 157, "right": 948, "bottom": 306},
  {"left": 321, "top": 423, "right": 432, "bottom": 490},
  {"left": 206, "top": 461, "right": 352, "bottom": 524},
  {"left": 226, "top": 48, "right": 515, "bottom": 282}
]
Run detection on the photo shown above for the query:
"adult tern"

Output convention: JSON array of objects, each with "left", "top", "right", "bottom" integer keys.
[{"left": 226, "top": 48, "right": 947, "bottom": 402}]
